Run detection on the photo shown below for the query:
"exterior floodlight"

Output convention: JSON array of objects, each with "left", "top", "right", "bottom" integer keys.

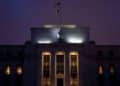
[
  {"left": 43, "top": 24, "right": 77, "bottom": 29},
  {"left": 43, "top": 25, "right": 56, "bottom": 28},
  {"left": 57, "top": 33, "right": 60, "bottom": 39},
  {"left": 31, "top": 26, "right": 89, "bottom": 44},
  {"left": 63, "top": 25, "right": 76, "bottom": 28},
  {"left": 37, "top": 40, "right": 52, "bottom": 44},
  {"left": 67, "top": 38, "right": 83, "bottom": 43}
]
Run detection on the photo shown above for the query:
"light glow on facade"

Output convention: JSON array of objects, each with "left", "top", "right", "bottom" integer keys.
[
  {"left": 110, "top": 65, "right": 115, "bottom": 74},
  {"left": 70, "top": 52, "right": 79, "bottom": 55},
  {"left": 43, "top": 24, "right": 77, "bottom": 29},
  {"left": 37, "top": 40, "right": 52, "bottom": 44},
  {"left": 42, "top": 52, "right": 51, "bottom": 55},
  {"left": 5, "top": 65, "right": 11, "bottom": 75},
  {"left": 67, "top": 37, "right": 83, "bottom": 43},
  {"left": 98, "top": 65, "right": 104, "bottom": 75},
  {"left": 57, "top": 33, "right": 60, "bottom": 39},
  {"left": 16, "top": 66, "right": 23, "bottom": 75}
]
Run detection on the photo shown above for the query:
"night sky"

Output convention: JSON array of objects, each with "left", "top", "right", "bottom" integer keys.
[{"left": 0, "top": 0, "right": 120, "bottom": 45}]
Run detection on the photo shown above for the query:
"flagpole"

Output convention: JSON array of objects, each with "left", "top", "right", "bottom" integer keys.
[{"left": 55, "top": 0, "right": 62, "bottom": 28}]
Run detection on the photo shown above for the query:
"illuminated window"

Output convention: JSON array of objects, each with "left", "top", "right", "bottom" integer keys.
[
  {"left": 98, "top": 64, "right": 104, "bottom": 75},
  {"left": 109, "top": 64, "right": 116, "bottom": 86},
  {"left": 69, "top": 52, "right": 79, "bottom": 86},
  {"left": 5, "top": 65, "right": 11, "bottom": 75},
  {"left": 71, "top": 55, "right": 77, "bottom": 62},
  {"left": 41, "top": 52, "right": 51, "bottom": 86},
  {"left": 55, "top": 52, "right": 65, "bottom": 86},
  {"left": 109, "top": 64, "right": 115, "bottom": 75},
  {"left": 98, "top": 64, "right": 104, "bottom": 86},
  {"left": 16, "top": 66, "right": 23, "bottom": 75},
  {"left": 3, "top": 65, "right": 11, "bottom": 86},
  {"left": 55, "top": 52, "right": 65, "bottom": 76},
  {"left": 16, "top": 65, "right": 23, "bottom": 86}
]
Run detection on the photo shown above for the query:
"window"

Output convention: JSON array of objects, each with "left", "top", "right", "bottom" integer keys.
[
  {"left": 16, "top": 65, "right": 23, "bottom": 86},
  {"left": 71, "top": 55, "right": 77, "bottom": 62},
  {"left": 55, "top": 52, "right": 65, "bottom": 76},
  {"left": 109, "top": 64, "right": 115, "bottom": 74},
  {"left": 108, "top": 50, "right": 114, "bottom": 57},
  {"left": 44, "top": 55, "right": 50, "bottom": 63},
  {"left": 41, "top": 52, "right": 51, "bottom": 86},
  {"left": 5, "top": 65, "right": 11, "bottom": 75},
  {"left": 109, "top": 64, "right": 116, "bottom": 86},
  {"left": 4, "top": 65, "right": 11, "bottom": 86},
  {"left": 69, "top": 52, "right": 79, "bottom": 86},
  {"left": 97, "top": 50, "right": 103, "bottom": 56},
  {"left": 98, "top": 64, "right": 104, "bottom": 86},
  {"left": 16, "top": 66, "right": 23, "bottom": 75},
  {"left": 18, "top": 50, "right": 24, "bottom": 57},
  {"left": 98, "top": 64, "right": 104, "bottom": 75},
  {"left": 56, "top": 55, "right": 64, "bottom": 74}
]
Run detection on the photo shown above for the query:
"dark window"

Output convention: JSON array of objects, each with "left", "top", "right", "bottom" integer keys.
[
  {"left": 7, "top": 51, "right": 12, "bottom": 56},
  {"left": 43, "top": 70, "right": 49, "bottom": 78},
  {"left": 97, "top": 50, "right": 103, "bottom": 56},
  {"left": 108, "top": 50, "right": 114, "bottom": 56},
  {"left": 18, "top": 50, "right": 24, "bottom": 57},
  {"left": 71, "top": 72, "right": 77, "bottom": 79},
  {"left": 0, "top": 50, "right": 3, "bottom": 56}
]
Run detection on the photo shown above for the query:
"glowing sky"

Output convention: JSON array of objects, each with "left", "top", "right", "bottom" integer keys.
[{"left": 0, "top": 0, "right": 120, "bottom": 45}]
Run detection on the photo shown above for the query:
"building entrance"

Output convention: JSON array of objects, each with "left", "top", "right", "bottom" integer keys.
[{"left": 57, "top": 78, "right": 64, "bottom": 86}]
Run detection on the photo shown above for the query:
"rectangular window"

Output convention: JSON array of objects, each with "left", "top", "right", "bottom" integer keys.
[
  {"left": 41, "top": 52, "right": 51, "bottom": 86},
  {"left": 16, "top": 65, "right": 23, "bottom": 86},
  {"left": 55, "top": 52, "right": 65, "bottom": 86},
  {"left": 69, "top": 52, "right": 79, "bottom": 86},
  {"left": 56, "top": 55, "right": 64, "bottom": 75}
]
